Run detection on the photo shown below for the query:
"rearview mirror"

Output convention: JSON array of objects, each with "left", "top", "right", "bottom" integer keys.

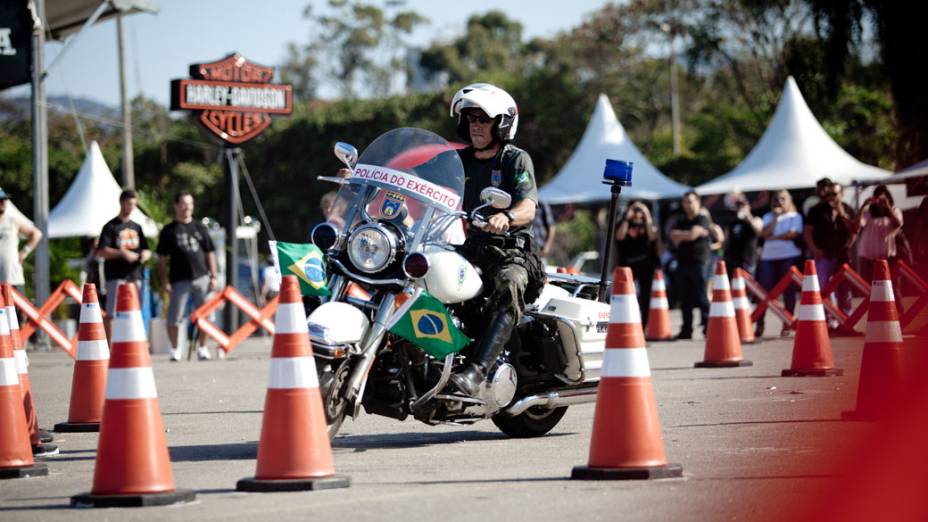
[
  {"left": 479, "top": 187, "right": 512, "bottom": 209},
  {"left": 334, "top": 142, "right": 358, "bottom": 169}
]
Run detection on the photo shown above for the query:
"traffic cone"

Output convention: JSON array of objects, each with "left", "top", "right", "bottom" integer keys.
[
  {"left": 843, "top": 260, "right": 905, "bottom": 420},
  {"left": 645, "top": 269, "right": 673, "bottom": 342},
  {"left": 0, "top": 293, "right": 48, "bottom": 479},
  {"left": 237, "top": 275, "right": 350, "bottom": 492},
  {"left": 0, "top": 284, "right": 57, "bottom": 456},
  {"left": 55, "top": 283, "right": 109, "bottom": 432},
  {"left": 695, "top": 260, "right": 752, "bottom": 368},
  {"left": 782, "top": 261, "right": 843, "bottom": 377},
  {"left": 572, "top": 267, "right": 682, "bottom": 480},
  {"left": 71, "top": 283, "right": 195, "bottom": 508},
  {"left": 730, "top": 269, "right": 757, "bottom": 344}
]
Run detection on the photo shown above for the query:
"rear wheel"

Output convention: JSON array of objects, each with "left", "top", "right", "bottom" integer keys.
[
  {"left": 492, "top": 406, "right": 568, "bottom": 438},
  {"left": 319, "top": 360, "right": 351, "bottom": 440}
]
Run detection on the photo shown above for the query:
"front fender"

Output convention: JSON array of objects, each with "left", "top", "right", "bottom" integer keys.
[{"left": 307, "top": 301, "right": 371, "bottom": 346}]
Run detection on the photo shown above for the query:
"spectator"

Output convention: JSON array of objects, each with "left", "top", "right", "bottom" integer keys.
[
  {"left": 724, "top": 194, "right": 763, "bottom": 275},
  {"left": 614, "top": 200, "right": 658, "bottom": 325},
  {"left": 802, "top": 177, "right": 833, "bottom": 217},
  {"left": 670, "top": 192, "right": 712, "bottom": 339},
  {"left": 532, "top": 199, "right": 557, "bottom": 264},
  {"left": 756, "top": 190, "right": 803, "bottom": 338},
  {"left": 855, "top": 184, "right": 903, "bottom": 285},
  {"left": 0, "top": 187, "right": 42, "bottom": 293},
  {"left": 97, "top": 189, "right": 151, "bottom": 340},
  {"left": 700, "top": 207, "right": 725, "bottom": 284},
  {"left": 157, "top": 191, "right": 218, "bottom": 362},
  {"left": 804, "top": 181, "right": 856, "bottom": 331},
  {"left": 259, "top": 257, "right": 280, "bottom": 306}
]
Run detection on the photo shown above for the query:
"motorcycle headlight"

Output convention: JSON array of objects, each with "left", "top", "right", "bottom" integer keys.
[{"left": 347, "top": 224, "right": 397, "bottom": 273}]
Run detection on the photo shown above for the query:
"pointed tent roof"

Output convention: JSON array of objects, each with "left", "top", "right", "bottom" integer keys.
[
  {"left": 48, "top": 141, "right": 158, "bottom": 238},
  {"left": 696, "top": 77, "right": 890, "bottom": 195},
  {"left": 539, "top": 94, "right": 690, "bottom": 203}
]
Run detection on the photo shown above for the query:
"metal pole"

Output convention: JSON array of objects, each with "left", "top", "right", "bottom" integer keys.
[
  {"left": 116, "top": 13, "right": 134, "bottom": 188},
  {"left": 598, "top": 184, "right": 622, "bottom": 302},
  {"left": 669, "top": 33, "right": 681, "bottom": 157},
  {"left": 223, "top": 148, "right": 240, "bottom": 330},
  {"left": 31, "top": 0, "right": 50, "bottom": 305}
]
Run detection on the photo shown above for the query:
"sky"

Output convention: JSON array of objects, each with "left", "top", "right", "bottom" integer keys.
[{"left": 5, "top": 0, "right": 615, "bottom": 108}]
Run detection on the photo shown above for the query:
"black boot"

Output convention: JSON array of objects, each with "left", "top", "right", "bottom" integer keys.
[{"left": 450, "top": 311, "right": 515, "bottom": 396}]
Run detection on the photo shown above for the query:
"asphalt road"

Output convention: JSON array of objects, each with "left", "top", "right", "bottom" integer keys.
[{"left": 1, "top": 316, "right": 881, "bottom": 521}]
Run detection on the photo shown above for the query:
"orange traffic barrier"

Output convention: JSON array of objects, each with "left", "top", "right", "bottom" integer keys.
[
  {"left": 71, "top": 283, "right": 195, "bottom": 508},
  {"left": 571, "top": 267, "right": 682, "bottom": 480},
  {"left": 645, "top": 269, "right": 673, "bottom": 342},
  {"left": 843, "top": 260, "right": 906, "bottom": 421},
  {"left": 782, "top": 261, "right": 843, "bottom": 377},
  {"left": 237, "top": 275, "right": 349, "bottom": 492},
  {"left": 730, "top": 268, "right": 757, "bottom": 344},
  {"left": 819, "top": 263, "right": 871, "bottom": 334},
  {"left": 696, "top": 261, "right": 752, "bottom": 368},
  {"left": 2, "top": 284, "right": 57, "bottom": 456},
  {"left": 55, "top": 284, "right": 110, "bottom": 432},
  {"left": 12, "top": 281, "right": 82, "bottom": 358},
  {"left": 899, "top": 261, "right": 928, "bottom": 334},
  {"left": 744, "top": 266, "right": 803, "bottom": 332},
  {"left": 0, "top": 293, "right": 48, "bottom": 479},
  {"left": 189, "top": 286, "right": 277, "bottom": 354}
]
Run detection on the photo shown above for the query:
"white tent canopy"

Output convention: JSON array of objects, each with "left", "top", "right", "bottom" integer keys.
[
  {"left": 696, "top": 77, "right": 891, "bottom": 195},
  {"left": 48, "top": 141, "right": 158, "bottom": 238},
  {"left": 539, "top": 94, "right": 690, "bottom": 204}
]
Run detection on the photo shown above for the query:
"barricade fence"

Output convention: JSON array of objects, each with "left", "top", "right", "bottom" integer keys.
[
  {"left": 189, "top": 286, "right": 277, "bottom": 353},
  {"left": 13, "top": 280, "right": 87, "bottom": 359}
]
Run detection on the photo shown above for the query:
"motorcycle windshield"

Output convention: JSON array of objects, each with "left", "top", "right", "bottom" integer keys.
[{"left": 328, "top": 128, "right": 466, "bottom": 243}]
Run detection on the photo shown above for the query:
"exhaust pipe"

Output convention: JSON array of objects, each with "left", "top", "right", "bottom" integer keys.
[{"left": 502, "top": 384, "right": 598, "bottom": 417}]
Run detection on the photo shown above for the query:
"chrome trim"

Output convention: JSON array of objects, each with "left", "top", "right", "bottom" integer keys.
[
  {"left": 330, "top": 258, "right": 405, "bottom": 286},
  {"left": 410, "top": 353, "right": 454, "bottom": 411},
  {"left": 311, "top": 342, "right": 349, "bottom": 360},
  {"left": 500, "top": 384, "right": 599, "bottom": 417},
  {"left": 348, "top": 223, "right": 399, "bottom": 273},
  {"left": 346, "top": 292, "right": 397, "bottom": 416}
]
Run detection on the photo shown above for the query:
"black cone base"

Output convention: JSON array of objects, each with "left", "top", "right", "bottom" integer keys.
[
  {"left": 782, "top": 368, "right": 844, "bottom": 377},
  {"left": 54, "top": 421, "right": 101, "bottom": 433},
  {"left": 71, "top": 489, "right": 196, "bottom": 508},
  {"left": 0, "top": 463, "right": 48, "bottom": 479},
  {"left": 646, "top": 337, "right": 676, "bottom": 343},
  {"left": 39, "top": 429, "right": 54, "bottom": 443},
  {"left": 572, "top": 463, "right": 683, "bottom": 480},
  {"left": 695, "top": 360, "right": 753, "bottom": 368},
  {"left": 236, "top": 475, "right": 350, "bottom": 492},
  {"left": 32, "top": 443, "right": 58, "bottom": 457}
]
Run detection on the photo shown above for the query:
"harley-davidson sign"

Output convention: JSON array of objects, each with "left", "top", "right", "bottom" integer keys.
[{"left": 170, "top": 53, "right": 292, "bottom": 144}]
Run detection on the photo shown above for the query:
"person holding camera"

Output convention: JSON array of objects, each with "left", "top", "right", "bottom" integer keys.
[
  {"left": 614, "top": 200, "right": 658, "bottom": 325},
  {"left": 855, "top": 184, "right": 903, "bottom": 284},
  {"left": 756, "top": 190, "right": 803, "bottom": 338}
]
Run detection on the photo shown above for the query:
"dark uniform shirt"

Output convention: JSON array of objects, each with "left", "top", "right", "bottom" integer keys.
[
  {"left": 156, "top": 221, "right": 215, "bottom": 283},
  {"left": 99, "top": 217, "right": 149, "bottom": 281},
  {"left": 725, "top": 215, "right": 759, "bottom": 269},
  {"left": 672, "top": 214, "right": 712, "bottom": 265},
  {"left": 806, "top": 201, "right": 855, "bottom": 261},
  {"left": 459, "top": 144, "right": 538, "bottom": 240}
]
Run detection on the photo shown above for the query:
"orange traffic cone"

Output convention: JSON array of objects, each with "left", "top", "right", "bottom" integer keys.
[
  {"left": 782, "top": 261, "right": 843, "bottom": 377},
  {"left": 645, "top": 269, "right": 673, "bottom": 342},
  {"left": 0, "top": 284, "right": 57, "bottom": 456},
  {"left": 237, "top": 275, "right": 349, "bottom": 492},
  {"left": 695, "top": 260, "right": 752, "bottom": 368},
  {"left": 572, "top": 267, "right": 682, "bottom": 480},
  {"left": 843, "top": 260, "right": 905, "bottom": 420},
  {"left": 55, "top": 283, "right": 110, "bottom": 432},
  {"left": 0, "top": 293, "right": 48, "bottom": 479},
  {"left": 730, "top": 268, "right": 757, "bottom": 344},
  {"left": 71, "top": 283, "right": 195, "bottom": 508}
]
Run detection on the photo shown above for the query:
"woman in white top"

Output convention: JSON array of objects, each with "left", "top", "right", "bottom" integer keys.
[{"left": 755, "top": 190, "right": 803, "bottom": 337}]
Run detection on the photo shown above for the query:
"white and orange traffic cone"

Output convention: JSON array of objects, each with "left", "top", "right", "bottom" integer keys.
[
  {"left": 237, "top": 275, "right": 349, "bottom": 492},
  {"left": 645, "top": 269, "right": 673, "bottom": 342},
  {"left": 782, "top": 261, "right": 842, "bottom": 377},
  {"left": 0, "top": 293, "right": 48, "bottom": 479},
  {"left": 572, "top": 267, "right": 682, "bottom": 480},
  {"left": 695, "top": 260, "right": 752, "bottom": 368},
  {"left": 55, "top": 283, "right": 110, "bottom": 432},
  {"left": 0, "top": 284, "right": 57, "bottom": 456},
  {"left": 71, "top": 283, "right": 195, "bottom": 508},
  {"left": 843, "top": 260, "right": 905, "bottom": 420},
  {"left": 730, "top": 268, "right": 757, "bottom": 344}
]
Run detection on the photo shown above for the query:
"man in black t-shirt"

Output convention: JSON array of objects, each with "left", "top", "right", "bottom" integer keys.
[
  {"left": 804, "top": 181, "right": 856, "bottom": 330},
  {"left": 614, "top": 201, "right": 658, "bottom": 326},
  {"left": 97, "top": 189, "right": 151, "bottom": 339},
  {"left": 724, "top": 196, "right": 762, "bottom": 274},
  {"left": 157, "top": 191, "right": 217, "bottom": 361},
  {"left": 670, "top": 191, "right": 712, "bottom": 339}
]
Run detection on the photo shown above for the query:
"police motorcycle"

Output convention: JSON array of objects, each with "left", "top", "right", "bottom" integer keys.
[{"left": 308, "top": 127, "right": 610, "bottom": 439}]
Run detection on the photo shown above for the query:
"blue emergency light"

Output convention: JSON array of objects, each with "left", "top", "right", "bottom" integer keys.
[{"left": 603, "top": 159, "right": 633, "bottom": 186}]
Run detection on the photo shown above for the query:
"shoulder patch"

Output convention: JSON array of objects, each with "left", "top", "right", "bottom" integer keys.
[{"left": 515, "top": 170, "right": 531, "bottom": 187}]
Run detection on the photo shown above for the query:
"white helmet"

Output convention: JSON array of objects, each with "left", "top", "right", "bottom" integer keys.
[{"left": 450, "top": 83, "right": 519, "bottom": 143}]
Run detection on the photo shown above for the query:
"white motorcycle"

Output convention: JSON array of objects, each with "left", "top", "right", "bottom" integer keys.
[{"left": 308, "top": 127, "right": 609, "bottom": 439}]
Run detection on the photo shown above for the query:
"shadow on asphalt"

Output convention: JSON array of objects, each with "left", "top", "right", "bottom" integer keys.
[
  {"left": 0, "top": 496, "right": 71, "bottom": 512},
  {"left": 674, "top": 418, "right": 843, "bottom": 428},
  {"left": 169, "top": 442, "right": 257, "bottom": 462},
  {"left": 162, "top": 410, "right": 263, "bottom": 416},
  {"left": 690, "top": 473, "right": 845, "bottom": 480},
  {"left": 333, "top": 430, "right": 573, "bottom": 450},
  {"left": 375, "top": 476, "right": 569, "bottom": 486}
]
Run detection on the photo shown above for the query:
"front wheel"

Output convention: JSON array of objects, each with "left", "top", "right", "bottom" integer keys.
[
  {"left": 318, "top": 360, "right": 351, "bottom": 440},
  {"left": 492, "top": 406, "right": 568, "bottom": 438}
]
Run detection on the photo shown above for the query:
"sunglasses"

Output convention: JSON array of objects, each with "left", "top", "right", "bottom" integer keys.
[
  {"left": 825, "top": 191, "right": 839, "bottom": 197},
  {"left": 465, "top": 113, "right": 493, "bottom": 125}
]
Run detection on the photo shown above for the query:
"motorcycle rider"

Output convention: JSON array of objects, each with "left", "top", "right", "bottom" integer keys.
[{"left": 448, "top": 83, "right": 546, "bottom": 395}]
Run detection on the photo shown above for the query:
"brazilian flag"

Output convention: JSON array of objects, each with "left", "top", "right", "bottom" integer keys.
[
  {"left": 387, "top": 290, "right": 471, "bottom": 358},
  {"left": 269, "top": 240, "right": 331, "bottom": 296}
]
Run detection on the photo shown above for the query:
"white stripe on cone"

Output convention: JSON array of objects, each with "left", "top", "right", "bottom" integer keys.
[
  {"left": 267, "top": 357, "right": 320, "bottom": 389},
  {"left": 275, "top": 303, "right": 308, "bottom": 334},
  {"left": 870, "top": 281, "right": 894, "bottom": 302},
  {"left": 0, "top": 309, "right": 9, "bottom": 336},
  {"left": 14, "top": 350, "right": 27, "bottom": 374},
  {"left": 865, "top": 321, "right": 903, "bottom": 343},
  {"left": 709, "top": 302, "right": 735, "bottom": 317},
  {"left": 112, "top": 311, "right": 147, "bottom": 343},
  {"left": 105, "top": 368, "right": 158, "bottom": 399},
  {"left": 5, "top": 305, "right": 19, "bottom": 329},
  {"left": 0, "top": 358, "right": 18, "bottom": 386},
  {"left": 76, "top": 340, "right": 110, "bottom": 361},
  {"left": 609, "top": 294, "right": 641, "bottom": 324},
  {"left": 79, "top": 302, "right": 103, "bottom": 324},
  {"left": 797, "top": 304, "right": 826, "bottom": 322},
  {"left": 732, "top": 296, "right": 751, "bottom": 310},
  {"left": 731, "top": 278, "right": 746, "bottom": 290},
  {"left": 652, "top": 279, "right": 666, "bottom": 291},
  {"left": 802, "top": 276, "right": 820, "bottom": 292},
  {"left": 649, "top": 297, "right": 669, "bottom": 310},
  {"left": 600, "top": 348, "right": 651, "bottom": 378},
  {"left": 712, "top": 275, "right": 730, "bottom": 290}
]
